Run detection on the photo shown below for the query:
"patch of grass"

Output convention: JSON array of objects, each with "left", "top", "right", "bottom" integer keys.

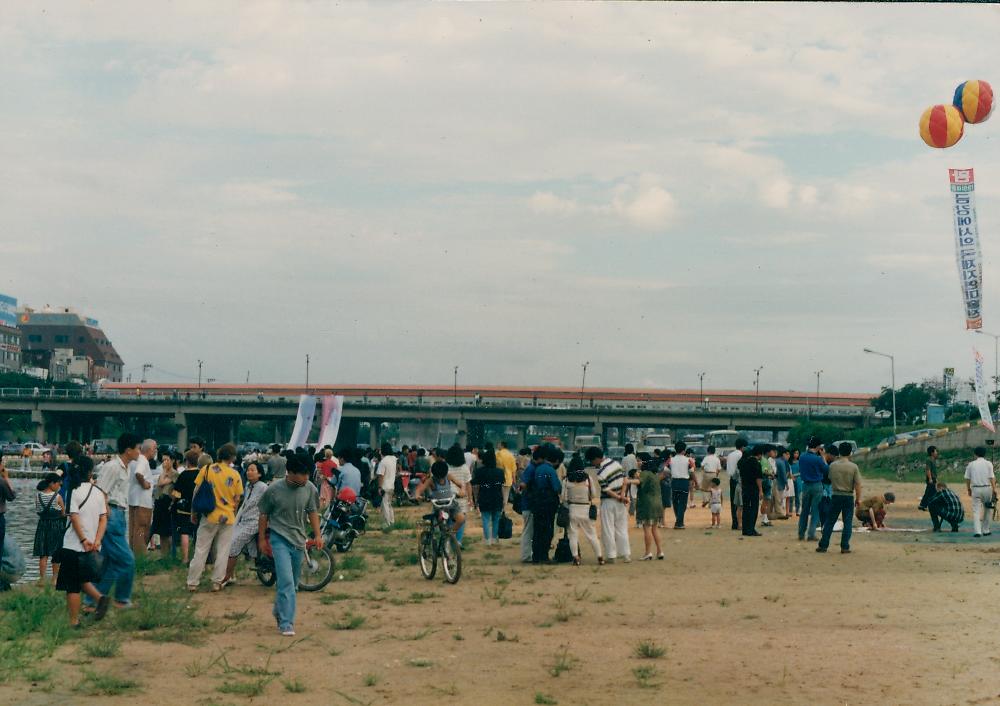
[
  {"left": 283, "top": 677, "right": 307, "bottom": 693},
  {"left": 339, "top": 555, "right": 367, "bottom": 573},
  {"left": 362, "top": 672, "right": 380, "bottom": 687},
  {"left": 75, "top": 668, "right": 141, "bottom": 696},
  {"left": 430, "top": 683, "right": 459, "bottom": 696},
  {"left": 763, "top": 594, "right": 782, "bottom": 603},
  {"left": 391, "top": 551, "right": 419, "bottom": 567},
  {"left": 222, "top": 607, "right": 252, "bottom": 625},
  {"left": 336, "top": 691, "right": 374, "bottom": 706},
  {"left": 742, "top": 614, "right": 760, "bottom": 620},
  {"left": 495, "top": 630, "right": 518, "bottom": 643},
  {"left": 571, "top": 588, "right": 591, "bottom": 601},
  {"left": 408, "top": 591, "right": 438, "bottom": 603},
  {"left": 408, "top": 658, "right": 434, "bottom": 668},
  {"left": 633, "top": 665, "right": 661, "bottom": 689},
  {"left": 633, "top": 640, "right": 666, "bottom": 659},
  {"left": 217, "top": 677, "right": 273, "bottom": 697},
  {"left": 594, "top": 594, "right": 614, "bottom": 604},
  {"left": 452, "top": 633, "right": 464, "bottom": 641},
  {"left": 320, "top": 592, "right": 354, "bottom": 604},
  {"left": 22, "top": 666, "right": 52, "bottom": 683},
  {"left": 535, "top": 693, "right": 557, "bottom": 705},
  {"left": 552, "top": 596, "right": 582, "bottom": 623},
  {"left": 537, "top": 620, "right": 554, "bottom": 628},
  {"left": 401, "top": 628, "right": 436, "bottom": 641},
  {"left": 82, "top": 636, "right": 122, "bottom": 659},
  {"left": 113, "top": 585, "right": 208, "bottom": 643},
  {"left": 548, "top": 646, "right": 578, "bottom": 677},
  {"left": 0, "top": 589, "right": 71, "bottom": 680},
  {"left": 374, "top": 581, "right": 389, "bottom": 592},
  {"left": 329, "top": 611, "right": 366, "bottom": 630},
  {"left": 384, "top": 517, "right": 415, "bottom": 532},
  {"left": 328, "top": 648, "right": 343, "bottom": 657},
  {"left": 133, "top": 552, "right": 185, "bottom": 576},
  {"left": 718, "top": 598, "right": 730, "bottom": 607}
]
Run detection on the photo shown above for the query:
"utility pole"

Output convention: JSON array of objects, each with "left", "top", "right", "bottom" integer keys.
[
  {"left": 813, "top": 369, "right": 823, "bottom": 419},
  {"left": 305, "top": 354, "right": 310, "bottom": 392},
  {"left": 753, "top": 365, "right": 764, "bottom": 414},
  {"left": 698, "top": 372, "right": 706, "bottom": 411},
  {"left": 581, "top": 361, "right": 590, "bottom": 408},
  {"left": 141, "top": 363, "right": 152, "bottom": 384},
  {"left": 197, "top": 360, "right": 204, "bottom": 389},
  {"left": 453, "top": 365, "right": 459, "bottom": 403},
  {"left": 246, "top": 370, "right": 250, "bottom": 384}
]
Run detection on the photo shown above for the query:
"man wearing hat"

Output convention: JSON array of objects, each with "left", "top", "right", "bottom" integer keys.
[{"left": 797, "top": 436, "right": 829, "bottom": 542}]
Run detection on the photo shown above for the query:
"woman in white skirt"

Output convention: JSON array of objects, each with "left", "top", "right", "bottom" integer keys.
[
  {"left": 561, "top": 457, "right": 602, "bottom": 566},
  {"left": 222, "top": 462, "right": 268, "bottom": 586}
]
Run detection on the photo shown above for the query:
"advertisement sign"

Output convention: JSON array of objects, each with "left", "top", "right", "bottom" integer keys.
[
  {"left": 0, "top": 293, "right": 16, "bottom": 328},
  {"left": 317, "top": 395, "right": 345, "bottom": 449},
  {"left": 974, "top": 348, "right": 995, "bottom": 432},
  {"left": 288, "top": 395, "right": 318, "bottom": 450},
  {"left": 949, "top": 168, "right": 983, "bottom": 330}
]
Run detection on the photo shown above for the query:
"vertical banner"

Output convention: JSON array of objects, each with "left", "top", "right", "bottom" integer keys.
[
  {"left": 288, "top": 394, "right": 318, "bottom": 449},
  {"left": 974, "top": 348, "right": 995, "bottom": 433},
  {"left": 317, "top": 395, "right": 345, "bottom": 449},
  {"left": 949, "top": 168, "right": 983, "bottom": 330}
]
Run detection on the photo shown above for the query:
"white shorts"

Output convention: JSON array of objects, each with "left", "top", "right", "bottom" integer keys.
[{"left": 709, "top": 503, "right": 722, "bottom": 514}]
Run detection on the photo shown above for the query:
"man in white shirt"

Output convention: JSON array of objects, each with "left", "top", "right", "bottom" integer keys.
[
  {"left": 94, "top": 432, "right": 141, "bottom": 608},
  {"left": 700, "top": 446, "right": 722, "bottom": 508},
  {"left": 965, "top": 446, "right": 997, "bottom": 537},
  {"left": 669, "top": 441, "right": 695, "bottom": 529},
  {"left": 127, "top": 439, "right": 158, "bottom": 554},
  {"left": 726, "top": 439, "right": 747, "bottom": 530},
  {"left": 588, "top": 446, "right": 630, "bottom": 563},
  {"left": 376, "top": 442, "right": 397, "bottom": 528}
]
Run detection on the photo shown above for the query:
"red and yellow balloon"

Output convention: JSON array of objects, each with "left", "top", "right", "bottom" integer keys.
[
  {"left": 953, "top": 80, "right": 994, "bottom": 124},
  {"left": 919, "top": 104, "right": 964, "bottom": 149}
]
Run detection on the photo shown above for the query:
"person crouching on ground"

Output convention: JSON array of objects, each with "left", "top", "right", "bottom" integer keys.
[
  {"left": 927, "top": 482, "right": 963, "bottom": 533},
  {"left": 856, "top": 492, "right": 895, "bottom": 530},
  {"left": 258, "top": 455, "right": 323, "bottom": 637},
  {"left": 187, "top": 444, "right": 244, "bottom": 592},
  {"left": 57, "top": 457, "right": 111, "bottom": 627},
  {"left": 817, "top": 442, "right": 862, "bottom": 554}
]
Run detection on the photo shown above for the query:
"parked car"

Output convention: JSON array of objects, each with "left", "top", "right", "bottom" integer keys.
[
  {"left": 833, "top": 439, "right": 859, "bottom": 455},
  {"left": 1, "top": 442, "right": 24, "bottom": 456},
  {"left": 911, "top": 428, "right": 940, "bottom": 438}
]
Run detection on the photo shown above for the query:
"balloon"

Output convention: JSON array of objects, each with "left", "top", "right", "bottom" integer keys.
[
  {"left": 953, "top": 80, "right": 994, "bottom": 124},
  {"left": 919, "top": 104, "right": 964, "bottom": 148}
]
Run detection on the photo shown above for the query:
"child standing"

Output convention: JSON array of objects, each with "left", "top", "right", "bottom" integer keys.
[
  {"left": 57, "top": 458, "right": 111, "bottom": 627},
  {"left": 33, "top": 472, "right": 65, "bottom": 586},
  {"left": 709, "top": 477, "right": 723, "bottom": 528}
]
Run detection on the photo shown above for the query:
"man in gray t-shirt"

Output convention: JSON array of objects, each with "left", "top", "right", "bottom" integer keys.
[{"left": 258, "top": 457, "right": 322, "bottom": 637}]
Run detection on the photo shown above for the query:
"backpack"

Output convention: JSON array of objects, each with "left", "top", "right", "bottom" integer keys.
[
  {"left": 553, "top": 528, "right": 573, "bottom": 563},
  {"left": 191, "top": 467, "right": 216, "bottom": 515},
  {"left": 498, "top": 513, "right": 513, "bottom": 539}
]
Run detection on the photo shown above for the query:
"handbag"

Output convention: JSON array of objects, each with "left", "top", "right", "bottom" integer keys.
[
  {"left": 78, "top": 550, "right": 105, "bottom": 584},
  {"left": 510, "top": 489, "right": 523, "bottom": 515},
  {"left": 589, "top": 504, "right": 598, "bottom": 521},
  {"left": 191, "top": 470, "right": 217, "bottom": 515},
  {"left": 553, "top": 528, "right": 573, "bottom": 563},
  {"left": 498, "top": 512, "right": 513, "bottom": 539},
  {"left": 587, "top": 478, "right": 598, "bottom": 520},
  {"left": 556, "top": 503, "right": 570, "bottom": 528}
]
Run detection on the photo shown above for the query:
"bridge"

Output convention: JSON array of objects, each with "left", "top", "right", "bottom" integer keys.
[{"left": 0, "top": 383, "right": 874, "bottom": 449}]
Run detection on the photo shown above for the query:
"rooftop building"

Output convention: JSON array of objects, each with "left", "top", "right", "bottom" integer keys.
[{"left": 18, "top": 306, "right": 123, "bottom": 382}]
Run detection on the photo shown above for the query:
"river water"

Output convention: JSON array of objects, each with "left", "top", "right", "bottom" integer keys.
[{"left": 5, "top": 478, "right": 46, "bottom": 584}]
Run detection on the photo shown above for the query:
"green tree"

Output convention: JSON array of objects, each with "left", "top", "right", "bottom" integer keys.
[
  {"left": 787, "top": 420, "right": 844, "bottom": 451},
  {"left": 871, "top": 383, "right": 931, "bottom": 423}
]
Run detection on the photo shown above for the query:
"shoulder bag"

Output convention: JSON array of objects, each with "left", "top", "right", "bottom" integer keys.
[
  {"left": 191, "top": 467, "right": 217, "bottom": 515},
  {"left": 75, "top": 485, "right": 105, "bottom": 583},
  {"left": 587, "top": 477, "right": 598, "bottom": 520}
]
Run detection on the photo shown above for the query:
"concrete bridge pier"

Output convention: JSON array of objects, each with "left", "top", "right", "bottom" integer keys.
[
  {"left": 174, "top": 411, "right": 188, "bottom": 451},
  {"left": 338, "top": 418, "right": 360, "bottom": 450},
  {"left": 31, "top": 409, "right": 47, "bottom": 443}
]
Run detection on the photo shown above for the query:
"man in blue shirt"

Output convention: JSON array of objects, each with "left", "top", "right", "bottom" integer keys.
[
  {"left": 797, "top": 436, "right": 829, "bottom": 542},
  {"left": 518, "top": 446, "right": 545, "bottom": 563},
  {"left": 335, "top": 449, "right": 363, "bottom": 497},
  {"left": 523, "top": 445, "right": 562, "bottom": 564}
]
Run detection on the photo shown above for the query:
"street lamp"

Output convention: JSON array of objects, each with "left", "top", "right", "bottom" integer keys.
[
  {"left": 580, "top": 361, "right": 590, "bottom": 408},
  {"left": 698, "top": 372, "right": 706, "bottom": 411},
  {"left": 813, "top": 370, "right": 823, "bottom": 419},
  {"left": 863, "top": 348, "right": 896, "bottom": 434},
  {"left": 753, "top": 365, "right": 764, "bottom": 413},
  {"left": 197, "top": 360, "right": 204, "bottom": 389},
  {"left": 305, "top": 354, "right": 310, "bottom": 392},
  {"left": 453, "top": 365, "right": 459, "bottom": 403},
  {"left": 975, "top": 330, "right": 1000, "bottom": 403}
]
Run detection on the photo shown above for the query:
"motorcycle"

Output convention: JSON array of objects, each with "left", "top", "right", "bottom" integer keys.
[{"left": 321, "top": 495, "right": 370, "bottom": 553}]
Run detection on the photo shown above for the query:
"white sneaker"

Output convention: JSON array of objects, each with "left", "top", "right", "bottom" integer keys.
[
  {"left": 281, "top": 628, "right": 296, "bottom": 637},
  {"left": 623, "top": 556, "right": 632, "bottom": 564}
]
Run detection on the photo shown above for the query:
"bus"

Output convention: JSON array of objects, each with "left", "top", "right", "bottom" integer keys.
[
  {"left": 705, "top": 430, "right": 743, "bottom": 457},
  {"left": 639, "top": 433, "right": 672, "bottom": 455}
]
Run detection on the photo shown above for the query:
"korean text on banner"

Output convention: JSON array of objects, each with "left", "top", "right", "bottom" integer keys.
[
  {"left": 288, "top": 394, "right": 318, "bottom": 449},
  {"left": 950, "top": 168, "right": 983, "bottom": 330},
  {"left": 974, "top": 348, "right": 995, "bottom": 433},
  {"left": 317, "top": 395, "right": 345, "bottom": 449}
]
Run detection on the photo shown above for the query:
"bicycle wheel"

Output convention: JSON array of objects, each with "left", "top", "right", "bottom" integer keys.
[
  {"left": 418, "top": 529, "right": 437, "bottom": 580},
  {"left": 255, "top": 558, "right": 277, "bottom": 587},
  {"left": 441, "top": 534, "right": 462, "bottom": 584},
  {"left": 298, "top": 545, "right": 335, "bottom": 592}
]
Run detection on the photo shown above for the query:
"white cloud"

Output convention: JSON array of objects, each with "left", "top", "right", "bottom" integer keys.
[
  {"left": 528, "top": 191, "right": 578, "bottom": 216},
  {"left": 611, "top": 177, "right": 677, "bottom": 230}
]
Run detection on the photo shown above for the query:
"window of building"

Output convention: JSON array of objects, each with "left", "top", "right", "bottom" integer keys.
[
  {"left": 78, "top": 336, "right": 85, "bottom": 343},
  {"left": 28, "top": 334, "right": 42, "bottom": 343},
  {"left": 54, "top": 335, "right": 69, "bottom": 343}
]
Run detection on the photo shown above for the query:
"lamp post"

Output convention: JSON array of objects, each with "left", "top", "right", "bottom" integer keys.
[
  {"left": 863, "top": 348, "right": 896, "bottom": 434},
  {"left": 453, "top": 365, "right": 459, "bottom": 403},
  {"left": 698, "top": 372, "right": 706, "bottom": 411},
  {"left": 197, "top": 360, "right": 204, "bottom": 390},
  {"left": 580, "top": 361, "right": 590, "bottom": 408},
  {"left": 975, "top": 330, "right": 1000, "bottom": 403},
  {"left": 305, "top": 354, "right": 310, "bottom": 392},
  {"left": 753, "top": 365, "right": 764, "bottom": 414},
  {"left": 813, "top": 369, "right": 823, "bottom": 419}
]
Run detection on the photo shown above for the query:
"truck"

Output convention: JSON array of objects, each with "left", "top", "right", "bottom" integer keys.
[
  {"left": 572, "top": 434, "right": 603, "bottom": 452},
  {"left": 638, "top": 432, "right": 672, "bottom": 455}
]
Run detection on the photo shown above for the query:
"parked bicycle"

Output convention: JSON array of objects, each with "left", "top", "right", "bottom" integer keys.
[{"left": 418, "top": 497, "right": 462, "bottom": 584}]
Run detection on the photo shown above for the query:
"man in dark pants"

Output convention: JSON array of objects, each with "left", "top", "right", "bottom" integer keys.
[
  {"left": 739, "top": 445, "right": 764, "bottom": 536},
  {"left": 525, "top": 445, "right": 562, "bottom": 563},
  {"left": 918, "top": 446, "right": 939, "bottom": 512},
  {"left": 817, "top": 442, "right": 862, "bottom": 554},
  {"left": 726, "top": 439, "right": 747, "bottom": 530},
  {"left": 668, "top": 441, "right": 693, "bottom": 529}
]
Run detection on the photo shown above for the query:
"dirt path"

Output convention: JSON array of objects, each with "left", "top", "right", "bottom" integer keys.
[{"left": 4, "top": 480, "right": 999, "bottom": 706}]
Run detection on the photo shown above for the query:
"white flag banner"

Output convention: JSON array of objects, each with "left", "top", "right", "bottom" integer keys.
[
  {"left": 974, "top": 348, "right": 995, "bottom": 433},
  {"left": 288, "top": 394, "right": 318, "bottom": 449},
  {"left": 317, "top": 395, "right": 345, "bottom": 449},
  {"left": 950, "top": 168, "right": 983, "bottom": 330}
]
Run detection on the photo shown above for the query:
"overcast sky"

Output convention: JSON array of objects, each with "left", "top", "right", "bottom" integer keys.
[{"left": 2, "top": 3, "right": 1000, "bottom": 395}]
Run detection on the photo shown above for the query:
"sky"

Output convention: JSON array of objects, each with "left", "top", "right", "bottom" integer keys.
[{"left": 2, "top": 2, "right": 1000, "bottom": 396}]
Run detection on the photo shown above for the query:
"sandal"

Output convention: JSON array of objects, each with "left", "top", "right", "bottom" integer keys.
[
  {"left": 641, "top": 553, "right": 653, "bottom": 561},
  {"left": 573, "top": 557, "right": 581, "bottom": 566},
  {"left": 597, "top": 557, "right": 605, "bottom": 565}
]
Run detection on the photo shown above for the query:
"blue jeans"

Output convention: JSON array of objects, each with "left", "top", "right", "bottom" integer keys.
[
  {"left": 270, "top": 532, "right": 302, "bottom": 632},
  {"left": 481, "top": 510, "right": 500, "bottom": 541},
  {"left": 671, "top": 478, "right": 689, "bottom": 527},
  {"left": 797, "top": 482, "right": 823, "bottom": 540},
  {"left": 819, "top": 495, "right": 854, "bottom": 550},
  {"left": 793, "top": 478, "right": 803, "bottom": 513},
  {"left": 95, "top": 507, "right": 135, "bottom": 604}
]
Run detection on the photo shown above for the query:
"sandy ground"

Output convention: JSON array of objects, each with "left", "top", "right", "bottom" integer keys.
[{"left": 5, "top": 479, "right": 1000, "bottom": 706}]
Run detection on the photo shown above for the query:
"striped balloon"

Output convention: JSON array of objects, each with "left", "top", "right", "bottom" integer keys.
[
  {"left": 919, "top": 104, "right": 964, "bottom": 148},
  {"left": 953, "top": 80, "right": 994, "bottom": 124}
]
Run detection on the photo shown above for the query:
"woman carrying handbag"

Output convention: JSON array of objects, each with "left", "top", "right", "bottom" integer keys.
[{"left": 560, "top": 457, "right": 603, "bottom": 566}]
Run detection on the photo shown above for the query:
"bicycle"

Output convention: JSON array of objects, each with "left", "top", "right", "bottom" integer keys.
[
  {"left": 418, "top": 497, "right": 462, "bottom": 584},
  {"left": 254, "top": 536, "right": 335, "bottom": 592}
]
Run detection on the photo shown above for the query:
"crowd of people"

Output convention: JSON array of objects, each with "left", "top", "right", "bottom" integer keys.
[{"left": 0, "top": 430, "right": 997, "bottom": 633}]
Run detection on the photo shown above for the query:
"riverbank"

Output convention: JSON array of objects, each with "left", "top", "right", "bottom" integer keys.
[{"left": 2, "top": 479, "right": 998, "bottom": 706}]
